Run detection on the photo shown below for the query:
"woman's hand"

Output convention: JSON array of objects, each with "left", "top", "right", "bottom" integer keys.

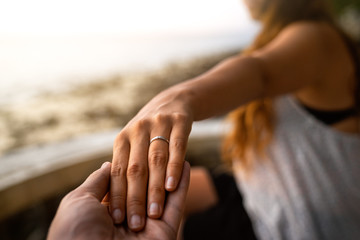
[
  {"left": 110, "top": 87, "right": 194, "bottom": 231},
  {"left": 109, "top": 52, "right": 267, "bottom": 232}
]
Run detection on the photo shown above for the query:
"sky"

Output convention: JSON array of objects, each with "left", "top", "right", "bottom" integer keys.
[
  {"left": 0, "top": 0, "right": 255, "bottom": 35},
  {"left": 0, "top": 0, "right": 260, "bottom": 105}
]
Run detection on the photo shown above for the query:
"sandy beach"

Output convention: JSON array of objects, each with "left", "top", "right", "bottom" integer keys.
[{"left": 0, "top": 50, "right": 237, "bottom": 156}]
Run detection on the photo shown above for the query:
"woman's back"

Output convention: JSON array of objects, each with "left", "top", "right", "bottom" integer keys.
[
  {"left": 233, "top": 21, "right": 360, "bottom": 239},
  {"left": 291, "top": 22, "right": 358, "bottom": 134},
  {"left": 234, "top": 94, "right": 360, "bottom": 240}
]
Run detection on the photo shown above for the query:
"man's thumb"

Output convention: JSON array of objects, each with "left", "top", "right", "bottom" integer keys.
[{"left": 78, "top": 162, "right": 111, "bottom": 201}]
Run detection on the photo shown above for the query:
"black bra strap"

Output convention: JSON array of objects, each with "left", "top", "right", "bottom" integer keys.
[{"left": 301, "top": 104, "right": 356, "bottom": 125}]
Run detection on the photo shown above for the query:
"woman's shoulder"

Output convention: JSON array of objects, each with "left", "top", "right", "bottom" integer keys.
[
  {"left": 252, "top": 19, "right": 355, "bottom": 106},
  {"left": 257, "top": 20, "right": 347, "bottom": 61},
  {"left": 285, "top": 20, "right": 355, "bottom": 77},
  {"left": 281, "top": 21, "right": 346, "bottom": 52},
  {"left": 282, "top": 21, "right": 324, "bottom": 34}
]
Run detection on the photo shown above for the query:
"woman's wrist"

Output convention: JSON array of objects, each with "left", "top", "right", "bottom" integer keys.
[{"left": 155, "top": 84, "right": 197, "bottom": 119}]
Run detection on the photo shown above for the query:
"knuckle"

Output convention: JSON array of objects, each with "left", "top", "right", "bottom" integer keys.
[
  {"left": 149, "top": 185, "right": 164, "bottom": 196},
  {"left": 127, "top": 163, "right": 147, "bottom": 178},
  {"left": 153, "top": 113, "right": 167, "bottom": 123},
  {"left": 168, "top": 161, "right": 184, "bottom": 171},
  {"left": 111, "top": 163, "right": 126, "bottom": 177},
  {"left": 111, "top": 194, "right": 126, "bottom": 203},
  {"left": 114, "top": 131, "right": 128, "bottom": 145},
  {"left": 171, "top": 138, "right": 187, "bottom": 152},
  {"left": 172, "top": 112, "right": 187, "bottom": 122},
  {"left": 127, "top": 198, "right": 144, "bottom": 208},
  {"left": 132, "top": 118, "right": 150, "bottom": 131},
  {"left": 149, "top": 151, "right": 168, "bottom": 167}
]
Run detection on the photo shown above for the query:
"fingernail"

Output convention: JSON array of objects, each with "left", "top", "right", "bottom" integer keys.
[
  {"left": 166, "top": 176, "right": 175, "bottom": 189},
  {"left": 112, "top": 209, "right": 122, "bottom": 223},
  {"left": 149, "top": 203, "right": 160, "bottom": 216},
  {"left": 130, "top": 215, "right": 142, "bottom": 229},
  {"left": 101, "top": 162, "right": 110, "bottom": 169}
]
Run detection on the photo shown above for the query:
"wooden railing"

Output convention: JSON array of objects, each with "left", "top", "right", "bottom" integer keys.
[{"left": 0, "top": 119, "right": 227, "bottom": 221}]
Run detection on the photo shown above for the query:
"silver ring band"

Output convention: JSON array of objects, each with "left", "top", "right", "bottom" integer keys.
[{"left": 150, "top": 136, "right": 169, "bottom": 144}]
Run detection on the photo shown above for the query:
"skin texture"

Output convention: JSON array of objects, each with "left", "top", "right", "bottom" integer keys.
[
  {"left": 110, "top": 20, "right": 357, "bottom": 231},
  {"left": 48, "top": 161, "right": 190, "bottom": 240}
]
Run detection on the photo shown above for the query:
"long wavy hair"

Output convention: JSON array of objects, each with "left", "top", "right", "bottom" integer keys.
[{"left": 222, "top": 0, "right": 360, "bottom": 171}]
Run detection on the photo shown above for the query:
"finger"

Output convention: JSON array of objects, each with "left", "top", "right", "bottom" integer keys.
[
  {"left": 110, "top": 139, "right": 130, "bottom": 224},
  {"left": 147, "top": 132, "right": 170, "bottom": 218},
  {"left": 162, "top": 161, "right": 190, "bottom": 232},
  {"left": 78, "top": 162, "right": 111, "bottom": 201},
  {"left": 165, "top": 117, "right": 191, "bottom": 191},
  {"left": 127, "top": 136, "right": 149, "bottom": 231}
]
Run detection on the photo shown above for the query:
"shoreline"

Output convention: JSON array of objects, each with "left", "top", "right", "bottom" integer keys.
[{"left": 0, "top": 50, "right": 238, "bottom": 156}]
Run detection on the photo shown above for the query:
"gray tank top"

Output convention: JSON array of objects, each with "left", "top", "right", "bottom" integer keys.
[{"left": 234, "top": 95, "right": 360, "bottom": 240}]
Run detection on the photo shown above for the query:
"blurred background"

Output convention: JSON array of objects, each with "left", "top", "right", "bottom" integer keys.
[
  {"left": 0, "top": 0, "right": 359, "bottom": 239},
  {"left": 0, "top": 0, "right": 259, "bottom": 154}
]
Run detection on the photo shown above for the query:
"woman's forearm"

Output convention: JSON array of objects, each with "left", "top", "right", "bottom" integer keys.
[{"left": 166, "top": 55, "right": 266, "bottom": 121}]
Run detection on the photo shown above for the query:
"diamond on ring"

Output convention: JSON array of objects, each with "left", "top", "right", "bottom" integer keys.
[{"left": 150, "top": 136, "right": 169, "bottom": 144}]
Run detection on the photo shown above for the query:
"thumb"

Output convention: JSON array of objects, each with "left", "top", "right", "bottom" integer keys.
[{"left": 77, "top": 162, "right": 111, "bottom": 201}]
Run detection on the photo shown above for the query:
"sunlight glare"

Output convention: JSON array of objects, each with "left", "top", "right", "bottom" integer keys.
[{"left": 0, "top": 0, "right": 253, "bottom": 35}]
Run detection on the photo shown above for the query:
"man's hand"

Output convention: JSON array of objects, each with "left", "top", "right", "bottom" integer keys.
[{"left": 48, "top": 161, "right": 190, "bottom": 240}]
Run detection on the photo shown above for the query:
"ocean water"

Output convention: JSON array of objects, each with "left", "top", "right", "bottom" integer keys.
[{"left": 0, "top": 28, "right": 258, "bottom": 106}]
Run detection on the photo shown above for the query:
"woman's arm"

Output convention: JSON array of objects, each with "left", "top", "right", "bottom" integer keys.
[
  {"left": 184, "top": 21, "right": 352, "bottom": 119},
  {"left": 110, "top": 21, "right": 351, "bottom": 231}
]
